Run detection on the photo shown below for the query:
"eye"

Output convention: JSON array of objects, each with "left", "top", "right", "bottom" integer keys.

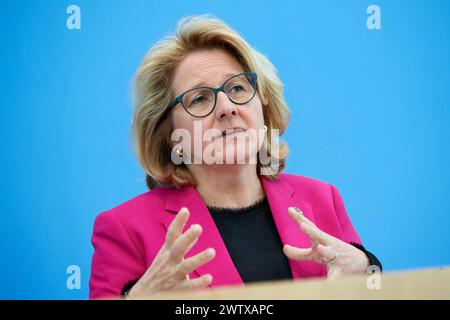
[
  {"left": 229, "top": 84, "right": 245, "bottom": 94},
  {"left": 189, "top": 95, "right": 207, "bottom": 107}
]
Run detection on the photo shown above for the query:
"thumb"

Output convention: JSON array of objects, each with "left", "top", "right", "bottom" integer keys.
[{"left": 283, "top": 244, "right": 313, "bottom": 261}]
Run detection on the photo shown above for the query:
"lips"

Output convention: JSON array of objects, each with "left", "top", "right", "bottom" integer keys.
[{"left": 216, "top": 127, "right": 246, "bottom": 139}]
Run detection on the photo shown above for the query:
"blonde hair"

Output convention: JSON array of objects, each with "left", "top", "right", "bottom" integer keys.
[{"left": 132, "top": 15, "right": 290, "bottom": 189}]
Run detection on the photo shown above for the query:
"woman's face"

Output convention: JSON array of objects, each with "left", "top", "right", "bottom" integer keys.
[{"left": 170, "top": 48, "right": 265, "bottom": 166}]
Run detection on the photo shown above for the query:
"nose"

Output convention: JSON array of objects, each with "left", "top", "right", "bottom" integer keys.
[{"left": 214, "top": 91, "right": 238, "bottom": 120}]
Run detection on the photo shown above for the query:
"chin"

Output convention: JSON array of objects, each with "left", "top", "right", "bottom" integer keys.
[
  {"left": 217, "top": 147, "right": 258, "bottom": 165},
  {"left": 202, "top": 138, "right": 260, "bottom": 165}
]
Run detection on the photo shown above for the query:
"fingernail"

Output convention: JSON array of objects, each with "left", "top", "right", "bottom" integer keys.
[{"left": 293, "top": 207, "right": 303, "bottom": 215}]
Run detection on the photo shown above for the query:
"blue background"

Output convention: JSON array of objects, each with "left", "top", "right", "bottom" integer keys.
[{"left": 1, "top": 0, "right": 449, "bottom": 299}]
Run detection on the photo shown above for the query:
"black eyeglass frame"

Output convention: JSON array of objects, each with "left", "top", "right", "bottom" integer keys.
[{"left": 165, "top": 72, "right": 258, "bottom": 118}]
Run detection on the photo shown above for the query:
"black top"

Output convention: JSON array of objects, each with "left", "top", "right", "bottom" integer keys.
[{"left": 208, "top": 196, "right": 293, "bottom": 283}]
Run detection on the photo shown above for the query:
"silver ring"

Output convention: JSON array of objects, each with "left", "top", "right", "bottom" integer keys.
[{"left": 321, "top": 250, "right": 338, "bottom": 264}]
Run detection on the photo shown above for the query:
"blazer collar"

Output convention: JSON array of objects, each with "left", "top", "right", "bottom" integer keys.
[
  {"left": 161, "top": 174, "right": 325, "bottom": 288},
  {"left": 261, "top": 175, "right": 326, "bottom": 279}
]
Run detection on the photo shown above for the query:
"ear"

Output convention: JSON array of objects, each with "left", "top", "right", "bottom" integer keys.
[
  {"left": 165, "top": 133, "right": 174, "bottom": 148},
  {"left": 166, "top": 136, "right": 174, "bottom": 147}
]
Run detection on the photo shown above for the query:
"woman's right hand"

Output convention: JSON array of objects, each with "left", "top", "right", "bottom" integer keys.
[{"left": 127, "top": 207, "right": 216, "bottom": 298}]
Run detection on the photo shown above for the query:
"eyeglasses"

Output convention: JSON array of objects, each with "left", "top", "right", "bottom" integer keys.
[{"left": 166, "top": 72, "right": 257, "bottom": 118}]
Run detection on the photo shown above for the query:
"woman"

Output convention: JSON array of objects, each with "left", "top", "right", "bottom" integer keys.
[{"left": 89, "top": 15, "right": 381, "bottom": 299}]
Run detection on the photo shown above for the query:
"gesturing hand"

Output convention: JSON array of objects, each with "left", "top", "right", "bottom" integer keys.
[
  {"left": 282, "top": 207, "right": 369, "bottom": 279},
  {"left": 128, "top": 207, "right": 215, "bottom": 298}
]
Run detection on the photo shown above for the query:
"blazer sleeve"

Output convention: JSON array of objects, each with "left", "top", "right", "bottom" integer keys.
[
  {"left": 89, "top": 211, "right": 145, "bottom": 299},
  {"left": 330, "top": 184, "right": 362, "bottom": 245}
]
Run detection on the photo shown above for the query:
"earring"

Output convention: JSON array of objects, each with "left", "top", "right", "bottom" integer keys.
[
  {"left": 176, "top": 147, "right": 184, "bottom": 158},
  {"left": 263, "top": 125, "right": 268, "bottom": 131}
]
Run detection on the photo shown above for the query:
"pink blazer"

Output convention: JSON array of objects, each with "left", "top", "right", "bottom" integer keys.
[{"left": 89, "top": 173, "right": 362, "bottom": 299}]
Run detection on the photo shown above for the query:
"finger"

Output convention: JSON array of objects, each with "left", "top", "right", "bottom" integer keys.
[
  {"left": 316, "top": 244, "right": 337, "bottom": 265},
  {"left": 165, "top": 207, "right": 190, "bottom": 248},
  {"left": 179, "top": 274, "right": 213, "bottom": 290},
  {"left": 283, "top": 244, "right": 313, "bottom": 261},
  {"left": 288, "top": 207, "right": 320, "bottom": 230},
  {"left": 180, "top": 248, "right": 216, "bottom": 274},
  {"left": 299, "top": 220, "right": 330, "bottom": 245},
  {"left": 172, "top": 259, "right": 189, "bottom": 280},
  {"left": 327, "top": 267, "right": 341, "bottom": 280},
  {"left": 287, "top": 207, "right": 305, "bottom": 225},
  {"left": 169, "top": 224, "right": 202, "bottom": 262},
  {"left": 288, "top": 207, "right": 330, "bottom": 245}
]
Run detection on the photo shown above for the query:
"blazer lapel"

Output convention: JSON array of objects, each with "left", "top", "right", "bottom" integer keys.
[
  {"left": 161, "top": 185, "right": 244, "bottom": 288},
  {"left": 261, "top": 176, "right": 327, "bottom": 278},
  {"left": 161, "top": 174, "right": 325, "bottom": 289}
]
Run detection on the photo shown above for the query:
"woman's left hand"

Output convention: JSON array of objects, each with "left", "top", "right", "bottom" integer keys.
[{"left": 283, "top": 207, "right": 369, "bottom": 279}]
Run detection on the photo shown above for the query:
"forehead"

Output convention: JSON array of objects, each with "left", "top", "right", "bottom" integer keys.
[{"left": 171, "top": 48, "right": 245, "bottom": 94}]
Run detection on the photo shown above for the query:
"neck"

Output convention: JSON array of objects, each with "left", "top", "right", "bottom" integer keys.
[{"left": 188, "top": 164, "right": 265, "bottom": 208}]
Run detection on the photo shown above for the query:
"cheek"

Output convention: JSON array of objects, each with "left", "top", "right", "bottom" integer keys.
[
  {"left": 249, "top": 99, "right": 266, "bottom": 147},
  {"left": 171, "top": 111, "right": 194, "bottom": 146},
  {"left": 171, "top": 111, "right": 212, "bottom": 158},
  {"left": 173, "top": 106, "right": 202, "bottom": 132},
  {"left": 243, "top": 98, "right": 265, "bottom": 127}
]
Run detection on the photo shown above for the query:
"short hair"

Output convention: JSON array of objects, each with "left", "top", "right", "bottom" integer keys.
[{"left": 132, "top": 15, "right": 290, "bottom": 189}]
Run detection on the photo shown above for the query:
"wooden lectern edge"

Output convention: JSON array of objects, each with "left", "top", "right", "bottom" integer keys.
[{"left": 129, "top": 266, "right": 450, "bottom": 300}]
